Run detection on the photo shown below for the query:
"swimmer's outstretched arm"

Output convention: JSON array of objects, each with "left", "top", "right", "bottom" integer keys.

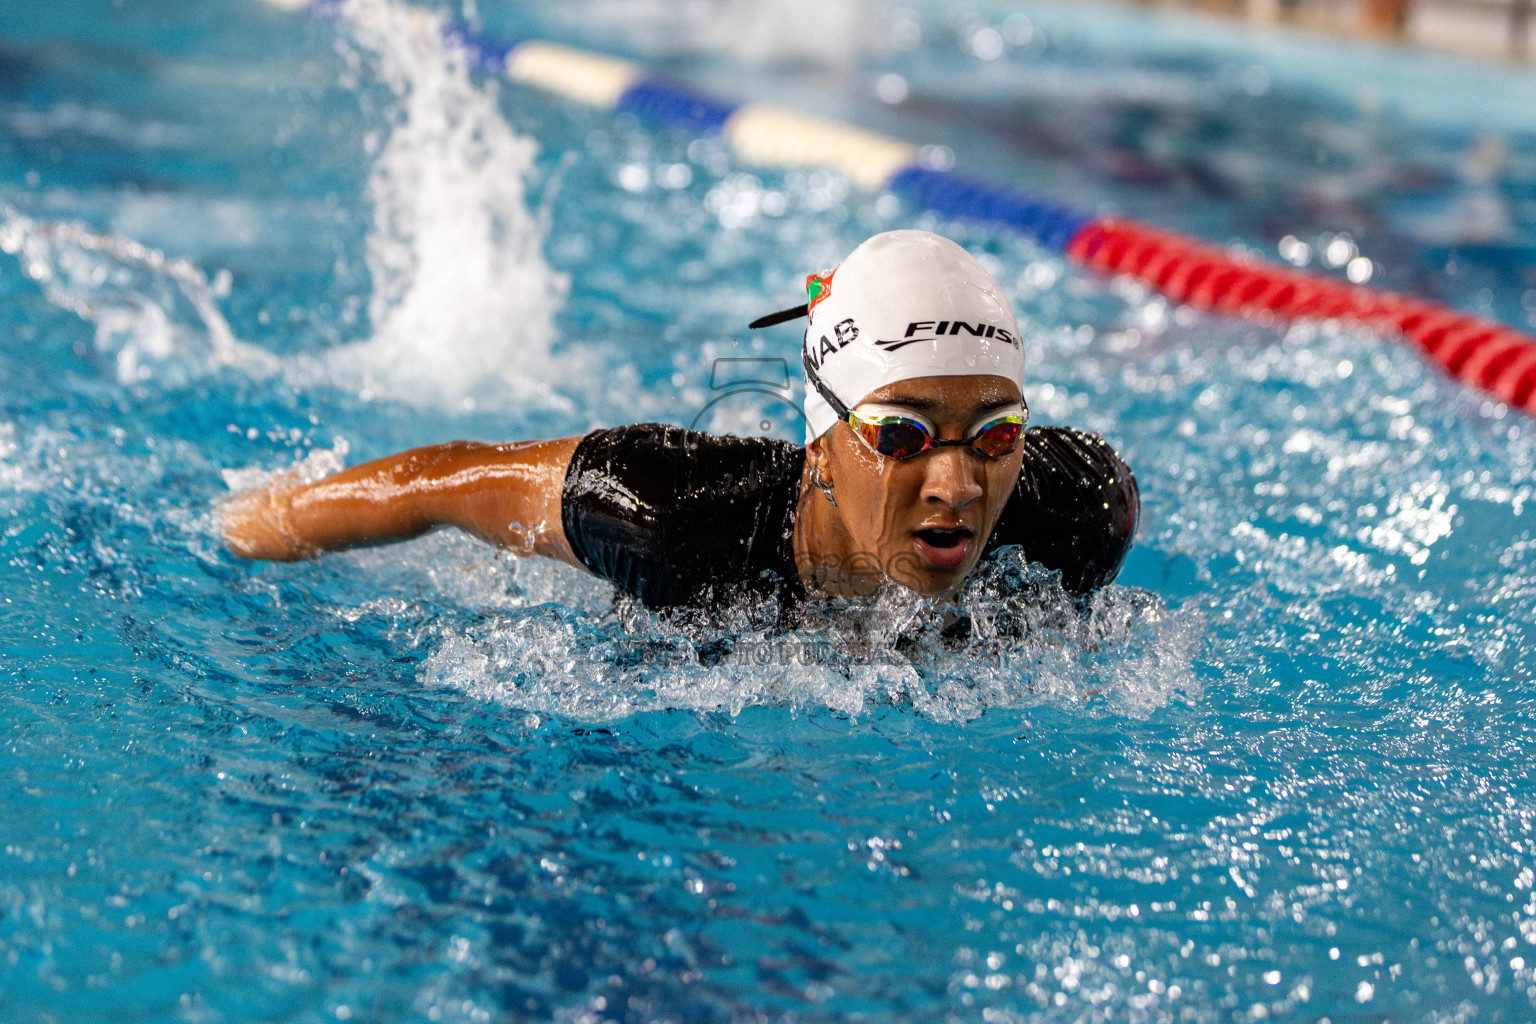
[{"left": 221, "top": 437, "right": 586, "bottom": 566}]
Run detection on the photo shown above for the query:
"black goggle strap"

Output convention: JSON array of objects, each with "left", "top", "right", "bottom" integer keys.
[
  {"left": 802, "top": 351, "right": 852, "bottom": 423},
  {"left": 749, "top": 304, "right": 811, "bottom": 330}
]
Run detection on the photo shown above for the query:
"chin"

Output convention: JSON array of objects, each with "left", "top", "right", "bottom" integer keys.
[{"left": 885, "top": 557, "right": 973, "bottom": 598}]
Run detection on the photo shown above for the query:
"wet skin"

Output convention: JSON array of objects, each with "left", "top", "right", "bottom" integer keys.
[
  {"left": 794, "top": 374, "right": 1026, "bottom": 600},
  {"left": 220, "top": 436, "right": 583, "bottom": 564}
]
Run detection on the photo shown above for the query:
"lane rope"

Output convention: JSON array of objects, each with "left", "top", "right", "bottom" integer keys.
[{"left": 264, "top": 0, "right": 1536, "bottom": 414}]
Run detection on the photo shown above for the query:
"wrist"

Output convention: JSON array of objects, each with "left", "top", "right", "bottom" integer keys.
[
  {"left": 221, "top": 482, "right": 316, "bottom": 561},
  {"left": 267, "top": 486, "right": 317, "bottom": 559}
]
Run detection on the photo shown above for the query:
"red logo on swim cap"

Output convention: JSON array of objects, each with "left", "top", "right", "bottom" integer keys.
[{"left": 805, "top": 269, "right": 835, "bottom": 312}]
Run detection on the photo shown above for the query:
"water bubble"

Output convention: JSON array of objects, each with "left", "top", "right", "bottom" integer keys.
[
  {"left": 918, "top": 145, "right": 956, "bottom": 171},
  {"left": 1278, "top": 235, "right": 1312, "bottom": 266},
  {"left": 1346, "top": 256, "right": 1374, "bottom": 284},
  {"left": 971, "top": 27, "right": 1005, "bottom": 61},
  {"left": 617, "top": 163, "right": 650, "bottom": 192},
  {"left": 875, "top": 72, "right": 909, "bottom": 105},
  {"left": 1322, "top": 235, "right": 1358, "bottom": 268},
  {"left": 656, "top": 162, "right": 693, "bottom": 190}
]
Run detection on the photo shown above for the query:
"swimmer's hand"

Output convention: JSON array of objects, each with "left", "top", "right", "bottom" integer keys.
[{"left": 220, "top": 483, "right": 315, "bottom": 561}]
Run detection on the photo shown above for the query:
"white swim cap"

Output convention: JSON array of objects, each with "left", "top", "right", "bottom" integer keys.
[{"left": 796, "top": 230, "right": 1024, "bottom": 444}]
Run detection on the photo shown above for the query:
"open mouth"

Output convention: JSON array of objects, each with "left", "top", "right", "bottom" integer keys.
[
  {"left": 913, "top": 527, "right": 972, "bottom": 549},
  {"left": 911, "top": 526, "right": 975, "bottom": 571}
]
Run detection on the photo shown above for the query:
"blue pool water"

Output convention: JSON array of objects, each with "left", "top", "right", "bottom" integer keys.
[{"left": 3, "top": 0, "right": 1536, "bottom": 1020}]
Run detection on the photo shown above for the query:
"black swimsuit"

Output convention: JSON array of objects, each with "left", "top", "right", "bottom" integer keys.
[{"left": 561, "top": 423, "right": 1139, "bottom": 609}]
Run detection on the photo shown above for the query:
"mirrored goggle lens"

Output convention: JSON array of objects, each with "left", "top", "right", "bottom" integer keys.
[
  {"left": 969, "top": 418, "right": 1024, "bottom": 458},
  {"left": 852, "top": 417, "right": 931, "bottom": 459}
]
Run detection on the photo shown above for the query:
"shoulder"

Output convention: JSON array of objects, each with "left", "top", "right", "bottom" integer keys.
[
  {"left": 1016, "top": 427, "right": 1136, "bottom": 500},
  {"left": 569, "top": 423, "right": 802, "bottom": 476},
  {"left": 984, "top": 426, "right": 1140, "bottom": 593},
  {"left": 566, "top": 424, "right": 803, "bottom": 518},
  {"left": 562, "top": 424, "right": 805, "bottom": 607}
]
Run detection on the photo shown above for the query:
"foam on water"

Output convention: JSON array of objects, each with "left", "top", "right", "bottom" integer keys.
[{"left": 376, "top": 537, "right": 1202, "bottom": 725}]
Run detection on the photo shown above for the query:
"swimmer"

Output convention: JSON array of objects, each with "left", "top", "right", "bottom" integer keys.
[{"left": 222, "top": 230, "right": 1139, "bottom": 608}]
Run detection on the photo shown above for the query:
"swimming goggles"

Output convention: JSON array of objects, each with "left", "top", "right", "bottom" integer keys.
[{"left": 803, "top": 354, "right": 1028, "bottom": 460}]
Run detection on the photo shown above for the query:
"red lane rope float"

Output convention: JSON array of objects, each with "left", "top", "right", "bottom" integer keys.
[{"left": 1067, "top": 219, "right": 1536, "bottom": 413}]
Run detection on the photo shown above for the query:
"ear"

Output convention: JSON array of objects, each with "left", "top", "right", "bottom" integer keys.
[{"left": 807, "top": 435, "right": 834, "bottom": 484}]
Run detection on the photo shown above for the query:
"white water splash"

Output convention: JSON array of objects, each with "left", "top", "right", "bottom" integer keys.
[
  {"left": 407, "top": 546, "right": 1200, "bottom": 725},
  {"left": 0, "top": 201, "right": 279, "bottom": 387},
  {"left": 318, "top": 0, "right": 575, "bottom": 410},
  {"left": 220, "top": 439, "right": 352, "bottom": 495},
  {"left": 2, "top": 0, "right": 582, "bottom": 414}
]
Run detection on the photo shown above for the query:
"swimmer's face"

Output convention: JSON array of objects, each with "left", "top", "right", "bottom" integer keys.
[{"left": 813, "top": 374, "right": 1026, "bottom": 598}]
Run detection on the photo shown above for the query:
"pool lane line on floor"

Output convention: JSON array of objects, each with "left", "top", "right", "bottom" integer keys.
[{"left": 259, "top": 0, "right": 1536, "bottom": 415}]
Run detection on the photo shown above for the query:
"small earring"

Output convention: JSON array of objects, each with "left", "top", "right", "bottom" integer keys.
[{"left": 810, "top": 462, "right": 837, "bottom": 507}]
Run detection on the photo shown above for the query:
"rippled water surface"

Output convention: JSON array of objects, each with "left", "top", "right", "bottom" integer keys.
[{"left": 3, "top": 0, "right": 1536, "bottom": 1020}]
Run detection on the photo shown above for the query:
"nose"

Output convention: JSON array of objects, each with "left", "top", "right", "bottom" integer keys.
[{"left": 918, "top": 446, "right": 983, "bottom": 511}]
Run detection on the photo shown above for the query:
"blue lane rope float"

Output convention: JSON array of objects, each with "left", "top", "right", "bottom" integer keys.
[
  {"left": 260, "top": 0, "right": 1536, "bottom": 413},
  {"left": 886, "top": 167, "right": 1095, "bottom": 255},
  {"left": 615, "top": 79, "right": 738, "bottom": 135}
]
